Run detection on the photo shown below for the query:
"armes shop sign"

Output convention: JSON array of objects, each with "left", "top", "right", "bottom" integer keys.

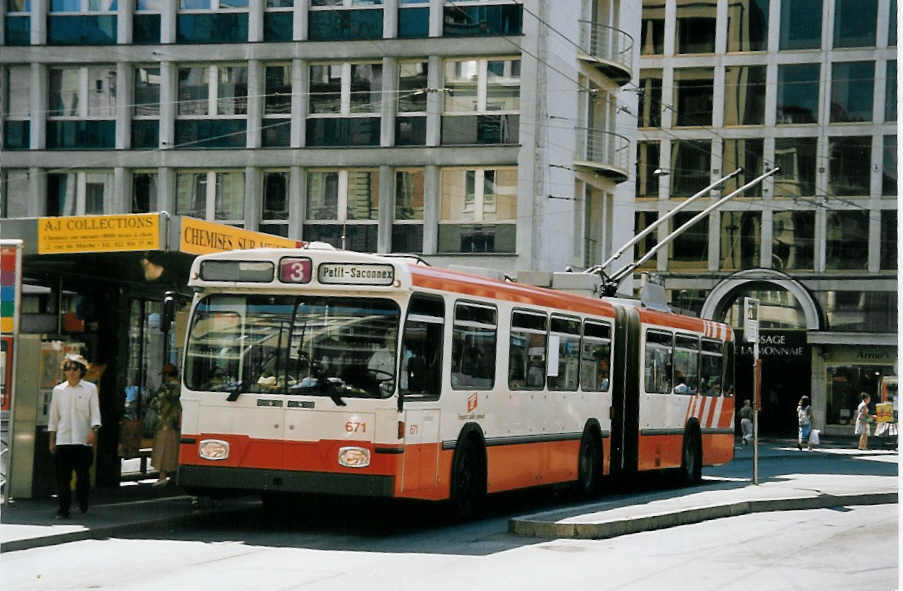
[{"left": 737, "top": 331, "right": 807, "bottom": 358}]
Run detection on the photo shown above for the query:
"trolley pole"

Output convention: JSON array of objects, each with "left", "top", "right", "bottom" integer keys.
[{"left": 745, "top": 298, "right": 760, "bottom": 485}]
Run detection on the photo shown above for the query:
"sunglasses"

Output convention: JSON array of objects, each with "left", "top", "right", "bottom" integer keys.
[{"left": 63, "top": 364, "right": 81, "bottom": 371}]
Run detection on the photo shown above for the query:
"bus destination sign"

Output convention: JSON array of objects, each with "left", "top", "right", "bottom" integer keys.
[{"left": 318, "top": 263, "right": 395, "bottom": 286}]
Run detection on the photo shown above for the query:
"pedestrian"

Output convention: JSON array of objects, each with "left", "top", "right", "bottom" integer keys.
[
  {"left": 48, "top": 353, "right": 101, "bottom": 518},
  {"left": 797, "top": 395, "right": 814, "bottom": 451},
  {"left": 150, "top": 363, "right": 182, "bottom": 486},
  {"left": 739, "top": 399, "right": 754, "bottom": 445},
  {"left": 854, "top": 392, "right": 875, "bottom": 450}
]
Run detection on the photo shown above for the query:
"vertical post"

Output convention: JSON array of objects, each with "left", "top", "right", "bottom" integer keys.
[{"left": 744, "top": 297, "right": 760, "bottom": 485}]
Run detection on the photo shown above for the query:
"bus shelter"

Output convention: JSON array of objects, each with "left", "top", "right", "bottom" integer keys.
[{"left": 3, "top": 213, "right": 298, "bottom": 499}]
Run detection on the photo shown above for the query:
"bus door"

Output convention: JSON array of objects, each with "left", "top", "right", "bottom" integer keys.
[
  {"left": 610, "top": 305, "right": 640, "bottom": 476},
  {"left": 398, "top": 294, "right": 445, "bottom": 494}
]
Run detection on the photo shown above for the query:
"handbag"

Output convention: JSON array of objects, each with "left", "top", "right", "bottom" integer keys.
[{"left": 809, "top": 429, "right": 820, "bottom": 445}]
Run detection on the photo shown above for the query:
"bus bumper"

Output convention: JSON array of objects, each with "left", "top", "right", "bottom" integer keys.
[{"left": 177, "top": 465, "right": 396, "bottom": 497}]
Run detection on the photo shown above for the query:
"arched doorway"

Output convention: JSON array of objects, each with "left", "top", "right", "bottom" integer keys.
[{"left": 701, "top": 270, "right": 821, "bottom": 435}]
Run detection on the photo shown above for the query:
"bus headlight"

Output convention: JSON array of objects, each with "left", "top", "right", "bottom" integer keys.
[
  {"left": 199, "top": 439, "right": 230, "bottom": 460},
  {"left": 338, "top": 446, "right": 371, "bottom": 468}
]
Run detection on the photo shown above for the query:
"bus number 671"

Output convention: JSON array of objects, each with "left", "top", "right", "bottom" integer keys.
[{"left": 345, "top": 421, "right": 367, "bottom": 433}]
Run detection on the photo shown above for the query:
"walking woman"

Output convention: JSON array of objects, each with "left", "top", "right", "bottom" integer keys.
[
  {"left": 855, "top": 392, "right": 875, "bottom": 450},
  {"left": 150, "top": 363, "right": 181, "bottom": 485},
  {"left": 797, "top": 395, "right": 814, "bottom": 451}
]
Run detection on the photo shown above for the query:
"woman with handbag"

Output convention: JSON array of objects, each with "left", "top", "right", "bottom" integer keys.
[
  {"left": 855, "top": 392, "right": 875, "bottom": 450},
  {"left": 797, "top": 396, "right": 814, "bottom": 451},
  {"left": 150, "top": 364, "right": 182, "bottom": 486}
]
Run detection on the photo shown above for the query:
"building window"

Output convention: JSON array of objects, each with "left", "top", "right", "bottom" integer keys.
[
  {"left": 772, "top": 211, "right": 815, "bottom": 271},
  {"left": 833, "top": 0, "right": 876, "bottom": 48},
  {"left": 882, "top": 135, "right": 896, "bottom": 196},
  {"left": 818, "top": 293, "right": 897, "bottom": 333},
  {"left": 670, "top": 139, "right": 711, "bottom": 197},
  {"left": 176, "top": 64, "right": 247, "bottom": 148},
  {"left": 779, "top": 0, "right": 822, "bottom": 50},
  {"left": 826, "top": 211, "right": 869, "bottom": 270},
  {"left": 880, "top": 210, "right": 897, "bottom": 270},
  {"left": 637, "top": 69, "right": 661, "bottom": 128},
  {"left": 442, "top": 0, "right": 522, "bottom": 37},
  {"left": 133, "top": 66, "right": 160, "bottom": 148},
  {"left": 2, "top": 66, "right": 30, "bottom": 150},
  {"left": 636, "top": 141, "right": 660, "bottom": 199},
  {"left": 828, "top": 136, "right": 871, "bottom": 196},
  {"left": 676, "top": 0, "right": 715, "bottom": 54},
  {"left": 442, "top": 58, "right": 520, "bottom": 145},
  {"left": 307, "top": 62, "right": 381, "bottom": 147},
  {"left": 177, "top": 0, "right": 249, "bottom": 44},
  {"left": 304, "top": 169, "right": 379, "bottom": 252},
  {"left": 263, "top": 64, "right": 291, "bottom": 147},
  {"left": 669, "top": 211, "right": 708, "bottom": 270},
  {"left": 641, "top": 0, "right": 664, "bottom": 55},
  {"left": 264, "top": 0, "right": 293, "bottom": 42},
  {"left": 4, "top": 0, "right": 30, "bottom": 46},
  {"left": 392, "top": 168, "right": 424, "bottom": 253},
  {"left": 886, "top": 61, "right": 896, "bottom": 122},
  {"left": 830, "top": 61, "right": 874, "bottom": 123},
  {"left": 398, "top": 0, "right": 428, "bottom": 38},
  {"left": 722, "top": 139, "right": 764, "bottom": 197},
  {"left": 634, "top": 211, "right": 658, "bottom": 269},
  {"left": 48, "top": 0, "right": 117, "bottom": 44},
  {"left": 438, "top": 167, "right": 516, "bottom": 253},
  {"left": 260, "top": 170, "right": 289, "bottom": 237},
  {"left": 309, "top": 0, "right": 383, "bottom": 42},
  {"left": 134, "top": 0, "right": 162, "bottom": 44},
  {"left": 777, "top": 63, "right": 820, "bottom": 124},
  {"left": 723, "top": 65, "right": 766, "bottom": 126},
  {"left": 720, "top": 211, "right": 761, "bottom": 270},
  {"left": 175, "top": 170, "right": 245, "bottom": 224},
  {"left": 672, "top": 68, "right": 713, "bottom": 127},
  {"left": 397, "top": 60, "right": 428, "bottom": 145},
  {"left": 890, "top": 0, "right": 897, "bottom": 46},
  {"left": 774, "top": 137, "right": 817, "bottom": 198},
  {"left": 47, "top": 171, "right": 112, "bottom": 216},
  {"left": 131, "top": 171, "right": 158, "bottom": 213},
  {"left": 47, "top": 65, "right": 116, "bottom": 149},
  {"left": 726, "top": 0, "right": 768, "bottom": 52}
]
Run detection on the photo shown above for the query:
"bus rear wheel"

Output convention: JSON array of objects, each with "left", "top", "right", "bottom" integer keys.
[
  {"left": 576, "top": 432, "right": 601, "bottom": 498},
  {"left": 450, "top": 439, "right": 485, "bottom": 520},
  {"left": 679, "top": 428, "right": 702, "bottom": 484}
]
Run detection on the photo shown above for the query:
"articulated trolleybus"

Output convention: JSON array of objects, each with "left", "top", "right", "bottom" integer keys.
[{"left": 178, "top": 245, "right": 735, "bottom": 514}]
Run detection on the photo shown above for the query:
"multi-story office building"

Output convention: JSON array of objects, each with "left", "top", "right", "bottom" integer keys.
[
  {"left": 635, "top": 0, "right": 897, "bottom": 434},
  {"left": 0, "top": 1, "right": 638, "bottom": 487}
]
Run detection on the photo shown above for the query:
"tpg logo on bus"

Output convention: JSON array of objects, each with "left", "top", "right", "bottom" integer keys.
[
  {"left": 466, "top": 392, "right": 478, "bottom": 412},
  {"left": 318, "top": 263, "right": 395, "bottom": 286}
]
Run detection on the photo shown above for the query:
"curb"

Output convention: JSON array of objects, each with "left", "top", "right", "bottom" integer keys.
[
  {"left": 508, "top": 491, "right": 899, "bottom": 539},
  {"left": 1, "top": 504, "right": 256, "bottom": 553}
]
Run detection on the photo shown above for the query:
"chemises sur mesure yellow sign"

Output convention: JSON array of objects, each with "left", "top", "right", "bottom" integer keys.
[
  {"left": 38, "top": 214, "right": 160, "bottom": 254},
  {"left": 180, "top": 217, "right": 299, "bottom": 255}
]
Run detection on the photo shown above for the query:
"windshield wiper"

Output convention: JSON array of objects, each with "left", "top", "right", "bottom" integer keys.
[{"left": 287, "top": 376, "right": 347, "bottom": 406}]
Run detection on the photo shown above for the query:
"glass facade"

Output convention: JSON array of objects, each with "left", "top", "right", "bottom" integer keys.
[
  {"left": 641, "top": 0, "right": 665, "bottom": 55},
  {"left": 669, "top": 211, "right": 708, "bottom": 270},
  {"left": 833, "top": 0, "right": 877, "bottom": 48},
  {"left": 722, "top": 139, "right": 763, "bottom": 197},
  {"left": 637, "top": 69, "right": 661, "bottom": 128},
  {"left": 882, "top": 135, "right": 897, "bottom": 196},
  {"left": 719, "top": 211, "right": 760, "bottom": 270},
  {"left": 673, "top": 68, "right": 713, "bottom": 126},
  {"left": 670, "top": 140, "right": 711, "bottom": 197},
  {"left": 723, "top": 65, "right": 766, "bottom": 125},
  {"left": 438, "top": 167, "right": 517, "bottom": 253},
  {"left": 830, "top": 61, "right": 874, "bottom": 123},
  {"left": 825, "top": 211, "right": 869, "bottom": 270},
  {"left": 676, "top": 0, "right": 715, "bottom": 54},
  {"left": 880, "top": 210, "right": 897, "bottom": 270},
  {"left": 777, "top": 64, "right": 820, "bottom": 124},
  {"left": 726, "top": 0, "right": 768, "bottom": 52},
  {"left": 774, "top": 137, "right": 818, "bottom": 198},
  {"left": 780, "top": 0, "right": 822, "bottom": 50},
  {"left": 635, "top": 141, "right": 660, "bottom": 198},
  {"left": 828, "top": 136, "right": 871, "bottom": 196},
  {"left": 773, "top": 211, "right": 815, "bottom": 271}
]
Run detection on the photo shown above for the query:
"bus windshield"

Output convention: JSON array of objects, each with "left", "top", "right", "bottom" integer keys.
[{"left": 185, "top": 294, "right": 400, "bottom": 399}]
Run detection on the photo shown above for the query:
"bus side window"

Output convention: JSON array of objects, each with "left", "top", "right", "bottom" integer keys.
[
  {"left": 700, "top": 339, "right": 724, "bottom": 396},
  {"left": 451, "top": 302, "right": 497, "bottom": 390},
  {"left": 581, "top": 320, "right": 611, "bottom": 392},
  {"left": 400, "top": 294, "right": 445, "bottom": 399},
  {"left": 673, "top": 334, "right": 700, "bottom": 395},
  {"left": 644, "top": 330, "right": 673, "bottom": 394},
  {"left": 509, "top": 310, "right": 547, "bottom": 391}
]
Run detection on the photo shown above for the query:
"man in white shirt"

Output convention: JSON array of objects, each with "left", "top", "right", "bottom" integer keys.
[{"left": 48, "top": 353, "right": 101, "bottom": 518}]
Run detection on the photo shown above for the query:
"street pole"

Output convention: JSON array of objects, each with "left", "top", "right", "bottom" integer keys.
[{"left": 745, "top": 297, "right": 760, "bottom": 485}]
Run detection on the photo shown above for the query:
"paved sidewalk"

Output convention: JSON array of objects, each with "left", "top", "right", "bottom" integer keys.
[{"left": 510, "top": 443, "right": 899, "bottom": 539}]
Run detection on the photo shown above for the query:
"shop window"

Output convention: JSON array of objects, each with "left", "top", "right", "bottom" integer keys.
[
  {"left": 828, "top": 136, "right": 871, "bottom": 196},
  {"left": 676, "top": 0, "right": 715, "bottom": 54},
  {"left": 175, "top": 169, "right": 244, "bottom": 224},
  {"left": 134, "top": 0, "right": 162, "bottom": 43},
  {"left": 634, "top": 211, "right": 658, "bottom": 270},
  {"left": 47, "top": 171, "right": 112, "bottom": 215},
  {"left": 391, "top": 169, "right": 424, "bottom": 253},
  {"left": 886, "top": 61, "right": 896, "bottom": 123},
  {"left": 882, "top": 135, "right": 896, "bottom": 196},
  {"left": 131, "top": 171, "right": 158, "bottom": 213},
  {"left": 722, "top": 139, "right": 764, "bottom": 197},
  {"left": 397, "top": 60, "right": 428, "bottom": 145},
  {"left": 833, "top": 0, "right": 876, "bottom": 48},
  {"left": 442, "top": 1, "right": 522, "bottom": 37},
  {"left": 826, "top": 365, "right": 896, "bottom": 426},
  {"left": 669, "top": 211, "right": 708, "bottom": 270},
  {"left": 672, "top": 68, "right": 713, "bottom": 127},
  {"left": 398, "top": 1, "right": 428, "bottom": 38},
  {"left": 637, "top": 69, "right": 661, "bottom": 128},
  {"left": 177, "top": 0, "right": 249, "bottom": 44},
  {"left": 438, "top": 167, "right": 516, "bottom": 253},
  {"left": 5, "top": 0, "right": 30, "bottom": 45},
  {"left": 508, "top": 310, "right": 546, "bottom": 391},
  {"left": 636, "top": 141, "right": 660, "bottom": 199},
  {"left": 830, "top": 61, "right": 874, "bottom": 123},
  {"left": 774, "top": 137, "right": 817, "bottom": 198},
  {"left": 723, "top": 65, "right": 766, "bottom": 126},
  {"left": 3, "top": 66, "right": 30, "bottom": 149},
  {"left": 772, "top": 211, "right": 815, "bottom": 271},
  {"left": 442, "top": 58, "right": 520, "bottom": 145},
  {"left": 669, "top": 139, "right": 711, "bottom": 197},
  {"left": 719, "top": 211, "right": 761, "bottom": 271},
  {"left": 779, "top": 0, "right": 822, "bottom": 50},
  {"left": 304, "top": 169, "right": 379, "bottom": 252},
  {"left": 641, "top": 0, "right": 664, "bottom": 55},
  {"left": 309, "top": 0, "right": 383, "bottom": 41},
  {"left": 825, "top": 211, "right": 869, "bottom": 270},
  {"left": 176, "top": 64, "right": 247, "bottom": 148},
  {"left": 880, "top": 210, "right": 897, "bottom": 270},
  {"left": 777, "top": 64, "right": 820, "bottom": 124},
  {"left": 726, "top": 0, "right": 767, "bottom": 52},
  {"left": 260, "top": 170, "right": 289, "bottom": 237}
]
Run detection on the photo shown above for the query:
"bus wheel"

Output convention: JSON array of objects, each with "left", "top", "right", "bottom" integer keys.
[
  {"left": 576, "top": 431, "right": 601, "bottom": 498},
  {"left": 450, "top": 439, "right": 485, "bottom": 520},
  {"left": 679, "top": 428, "right": 702, "bottom": 484}
]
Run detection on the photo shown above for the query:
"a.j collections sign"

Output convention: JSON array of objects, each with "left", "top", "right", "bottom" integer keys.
[
  {"left": 38, "top": 214, "right": 160, "bottom": 254},
  {"left": 179, "top": 217, "right": 299, "bottom": 255}
]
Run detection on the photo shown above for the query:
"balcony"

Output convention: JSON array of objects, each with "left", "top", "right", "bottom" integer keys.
[
  {"left": 577, "top": 20, "right": 633, "bottom": 86},
  {"left": 574, "top": 128, "right": 629, "bottom": 183}
]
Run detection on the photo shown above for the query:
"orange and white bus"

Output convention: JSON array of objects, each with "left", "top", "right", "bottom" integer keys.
[{"left": 177, "top": 245, "right": 735, "bottom": 514}]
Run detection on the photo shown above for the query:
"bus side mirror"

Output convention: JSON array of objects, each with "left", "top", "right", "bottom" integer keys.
[{"left": 162, "top": 291, "right": 176, "bottom": 332}]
